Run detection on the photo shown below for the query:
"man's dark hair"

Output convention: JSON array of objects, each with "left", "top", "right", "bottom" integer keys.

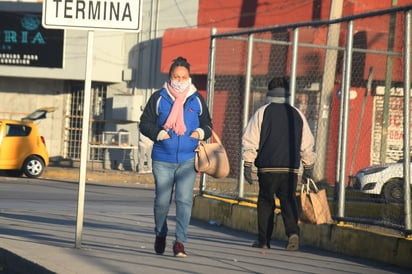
[
  {"left": 168, "top": 56, "right": 191, "bottom": 78},
  {"left": 268, "top": 77, "right": 289, "bottom": 91}
]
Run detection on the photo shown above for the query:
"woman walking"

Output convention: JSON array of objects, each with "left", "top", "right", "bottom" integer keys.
[{"left": 139, "top": 57, "right": 213, "bottom": 257}]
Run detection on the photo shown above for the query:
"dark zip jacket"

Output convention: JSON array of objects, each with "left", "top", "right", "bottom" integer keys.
[
  {"left": 139, "top": 85, "right": 212, "bottom": 163},
  {"left": 242, "top": 102, "right": 315, "bottom": 173}
]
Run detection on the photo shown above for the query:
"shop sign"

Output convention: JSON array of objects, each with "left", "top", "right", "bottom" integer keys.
[{"left": 0, "top": 11, "right": 64, "bottom": 68}]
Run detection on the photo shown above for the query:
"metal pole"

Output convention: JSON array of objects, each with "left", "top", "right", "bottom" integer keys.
[
  {"left": 349, "top": 67, "right": 374, "bottom": 181},
  {"left": 314, "top": 0, "right": 344, "bottom": 181},
  {"left": 75, "top": 30, "right": 94, "bottom": 248},
  {"left": 403, "top": 10, "right": 411, "bottom": 232},
  {"left": 239, "top": 33, "right": 254, "bottom": 198},
  {"left": 335, "top": 51, "right": 346, "bottom": 200},
  {"left": 380, "top": 0, "right": 398, "bottom": 164},
  {"left": 200, "top": 27, "right": 218, "bottom": 194},
  {"left": 289, "top": 28, "right": 299, "bottom": 107},
  {"left": 337, "top": 21, "right": 354, "bottom": 219}
]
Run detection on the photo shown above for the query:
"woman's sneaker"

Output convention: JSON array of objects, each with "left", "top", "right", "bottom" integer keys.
[
  {"left": 173, "top": 241, "right": 187, "bottom": 258},
  {"left": 154, "top": 236, "right": 166, "bottom": 255}
]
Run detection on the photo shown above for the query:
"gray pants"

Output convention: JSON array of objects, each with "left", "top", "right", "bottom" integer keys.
[{"left": 138, "top": 134, "right": 153, "bottom": 173}]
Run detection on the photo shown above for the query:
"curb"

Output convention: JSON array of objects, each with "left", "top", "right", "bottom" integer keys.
[{"left": 42, "top": 167, "right": 154, "bottom": 186}]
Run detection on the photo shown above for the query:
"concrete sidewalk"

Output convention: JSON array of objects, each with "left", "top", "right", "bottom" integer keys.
[
  {"left": 0, "top": 166, "right": 411, "bottom": 273},
  {"left": 43, "top": 166, "right": 412, "bottom": 269}
]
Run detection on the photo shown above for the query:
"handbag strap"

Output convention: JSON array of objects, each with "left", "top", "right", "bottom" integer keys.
[
  {"left": 301, "top": 178, "right": 319, "bottom": 194},
  {"left": 211, "top": 129, "right": 222, "bottom": 144},
  {"left": 207, "top": 126, "right": 222, "bottom": 145},
  {"left": 308, "top": 178, "right": 319, "bottom": 192}
]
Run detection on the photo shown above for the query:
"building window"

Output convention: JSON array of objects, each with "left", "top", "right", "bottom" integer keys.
[{"left": 64, "top": 83, "right": 107, "bottom": 160}]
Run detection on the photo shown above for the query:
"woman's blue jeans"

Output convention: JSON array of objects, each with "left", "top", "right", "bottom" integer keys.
[{"left": 152, "top": 158, "right": 197, "bottom": 243}]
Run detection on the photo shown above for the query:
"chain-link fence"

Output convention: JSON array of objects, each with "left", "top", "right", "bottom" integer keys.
[{"left": 201, "top": 5, "right": 412, "bottom": 236}]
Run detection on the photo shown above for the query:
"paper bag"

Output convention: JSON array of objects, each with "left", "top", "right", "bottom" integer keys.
[{"left": 298, "top": 178, "right": 332, "bottom": 225}]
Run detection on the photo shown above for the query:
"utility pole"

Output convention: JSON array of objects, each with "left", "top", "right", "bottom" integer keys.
[{"left": 314, "top": 0, "right": 344, "bottom": 181}]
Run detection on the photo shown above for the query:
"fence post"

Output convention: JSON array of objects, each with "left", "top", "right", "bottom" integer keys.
[
  {"left": 238, "top": 33, "right": 254, "bottom": 198},
  {"left": 380, "top": 2, "right": 398, "bottom": 164},
  {"left": 290, "top": 27, "right": 299, "bottom": 107},
  {"left": 200, "top": 27, "right": 217, "bottom": 194},
  {"left": 335, "top": 51, "right": 346, "bottom": 200},
  {"left": 337, "top": 20, "right": 354, "bottom": 219},
  {"left": 403, "top": 10, "right": 411, "bottom": 233}
]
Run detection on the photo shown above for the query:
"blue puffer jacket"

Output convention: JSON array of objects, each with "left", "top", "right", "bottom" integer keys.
[{"left": 139, "top": 85, "right": 213, "bottom": 163}]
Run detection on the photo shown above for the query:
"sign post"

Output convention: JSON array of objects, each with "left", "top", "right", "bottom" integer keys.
[
  {"left": 74, "top": 29, "right": 94, "bottom": 248},
  {"left": 42, "top": 0, "right": 142, "bottom": 248}
]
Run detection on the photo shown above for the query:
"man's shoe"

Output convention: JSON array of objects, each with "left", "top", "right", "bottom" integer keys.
[
  {"left": 285, "top": 234, "right": 299, "bottom": 251},
  {"left": 251, "top": 240, "right": 269, "bottom": 249},
  {"left": 154, "top": 236, "right": 166, "bottom": 255},
  {"left": 173, "top": 241, "right": 187, "bottom": 258}
]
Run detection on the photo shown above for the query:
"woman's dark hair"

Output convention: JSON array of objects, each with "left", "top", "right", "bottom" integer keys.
[{"left": 168, "top": 56, "right": 191, "bottom": 78}]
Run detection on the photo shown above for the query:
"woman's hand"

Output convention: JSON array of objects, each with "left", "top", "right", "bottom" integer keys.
[{"left": 163, "top": 132, "right": 199, "bottom": 139}]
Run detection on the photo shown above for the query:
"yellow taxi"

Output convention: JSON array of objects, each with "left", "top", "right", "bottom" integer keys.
[{"left": 0, "top": 108, "right": 52, "bottom": 178}]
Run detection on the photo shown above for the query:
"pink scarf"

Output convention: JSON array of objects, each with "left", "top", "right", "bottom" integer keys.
[{"left": 163, "top": 83, "right": 191, "bottom": 135}]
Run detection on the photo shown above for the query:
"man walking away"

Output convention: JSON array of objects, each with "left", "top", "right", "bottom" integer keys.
[{"left": 242, "top": 77, "right": 316, "bottom": 251}]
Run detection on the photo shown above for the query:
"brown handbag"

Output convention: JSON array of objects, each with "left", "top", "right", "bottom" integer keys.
[
  {"left": 195, "top": 129, "right": 230, "bottom": 178},
  {"left": 298, "top": 178, "right": 333, "bottom": 224}
]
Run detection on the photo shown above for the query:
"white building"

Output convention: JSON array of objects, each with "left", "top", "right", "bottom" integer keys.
[{"left": 0, "top": 0, "right": 200, "bottom": 171}]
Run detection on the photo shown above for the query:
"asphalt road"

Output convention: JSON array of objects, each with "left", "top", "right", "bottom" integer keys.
[{"left": 0, "top": 175, "right": 410, "bottom": 274}]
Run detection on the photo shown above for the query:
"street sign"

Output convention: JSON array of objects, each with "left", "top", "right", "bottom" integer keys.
[
  {"left": 42, "top": 0, "right": 143, "bottom": 248},
  {"left": 42, "top": 0, "right": 142, "bottom": 32}
]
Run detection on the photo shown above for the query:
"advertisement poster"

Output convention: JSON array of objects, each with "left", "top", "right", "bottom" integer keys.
[{"left": 371, "top": 87, "right": 411, "bottom": 165}]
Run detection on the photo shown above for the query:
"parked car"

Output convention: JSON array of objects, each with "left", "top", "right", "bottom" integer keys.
[
  {"left": 0, "top": 108, "right": 53, "bottom": 178},
  {"left": 352, "top": 161, "right": 412, "bottom": 203}
]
